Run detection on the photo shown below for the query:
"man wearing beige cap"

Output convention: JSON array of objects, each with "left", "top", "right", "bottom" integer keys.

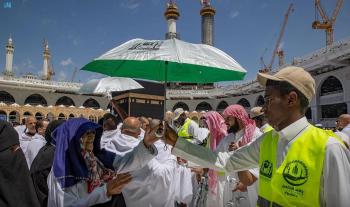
[
  {"left": 165, "top": 66, "right": 350, "bottom": 206},
  {"left": 250, "top": 107, "right": 273, "bottom": 133}
]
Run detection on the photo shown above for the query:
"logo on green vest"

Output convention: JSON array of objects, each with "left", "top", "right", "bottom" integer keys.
[
  {"left": 283, "top": 160, "right": 308, "bottom": 186},
  {"left": 260, "top": 160, "right": 273, "bottom": 178}
]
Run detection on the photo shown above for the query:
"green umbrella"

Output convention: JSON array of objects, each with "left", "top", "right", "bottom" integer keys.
[
  {"left": 82, "top": 38, "right": 247, "bottom": 115},
  {"left": 82, "top": 38, "right": 246, "bottom": 83}
]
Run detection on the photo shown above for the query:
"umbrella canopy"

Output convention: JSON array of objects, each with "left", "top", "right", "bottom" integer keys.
[
  {"left": 82, "top": 38, "right": 246, "bottom": 83},
  {"left": 79, "top": 77, "right": 143, "bottom": 95}
]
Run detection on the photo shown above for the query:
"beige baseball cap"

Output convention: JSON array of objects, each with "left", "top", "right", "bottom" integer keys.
[
  {"left": 257, "top": 66, "right": 315, "bottom": 103},
  {"left": 173, "top": 108, "right": 185, "bottom": 121},
  {"left": 250, "top": 107, "right": 264, "bottom": 119}
]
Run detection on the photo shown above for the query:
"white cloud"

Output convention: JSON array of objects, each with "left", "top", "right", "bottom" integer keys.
[
  {"left": 229, "top": 11, "right": 239, "bottom": 19},
  {"left": 121, "top": 0, "right": 141, "bottom": 10},
  {"left": 60, "top": 58, "right": 73, "bottom": 67},
  {"left": 58, "top": 71, "right": 67, "bottom": 81},
  {"left": 22, "top": 58, "right": 35, "bottom": 69}
]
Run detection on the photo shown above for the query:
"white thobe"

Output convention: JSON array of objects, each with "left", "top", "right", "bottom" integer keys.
[
  {"left": 103, "top": 132, "right": 192, "bottom": 207},
  {"left": 172, "top": 117, "right": 350, "bottom": 207},
  {"left": 341, "top": 124, "right": 350, "bottom": 140},
  {"left": 19, "top": 132, "right": 42, "bottom": 164},
  {"left": 24, "top": 134, "right": 46, "bottom": 168},
  {"left": 48, "top": 141, "right": 158, "bottom": 207}
]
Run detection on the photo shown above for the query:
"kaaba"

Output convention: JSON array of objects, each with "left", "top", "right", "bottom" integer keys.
[{"left": 111, "top": 80, "right": 165, "bottom": 119}]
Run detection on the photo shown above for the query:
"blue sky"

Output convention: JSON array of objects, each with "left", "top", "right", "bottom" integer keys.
[{"left": 0, "top": 0, "right": 349, "bottom": 84}]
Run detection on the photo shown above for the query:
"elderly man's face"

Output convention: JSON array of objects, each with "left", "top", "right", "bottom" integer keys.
[
  {"left": 263, "top": 87, "right": 289, "bottom": 130},
  {"left": 336, "top": 117, "right": 346, "bottom": 130},
  {"left": 26, "top": 117, "right": 37, "bottom": 134}
]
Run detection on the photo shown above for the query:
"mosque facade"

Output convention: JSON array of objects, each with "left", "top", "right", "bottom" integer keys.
[{"left": 0, "top": 37, "right": 109, "bottom": 123}]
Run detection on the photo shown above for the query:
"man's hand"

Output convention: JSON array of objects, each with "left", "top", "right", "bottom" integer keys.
[
  {"left": 228, "top": 142, "right": 239, "bottom": 151},
  {"left": 143, "top": 121, "right": 161, "bottom": 148},
  {"left": 106, "top": 172, "right": 132, "bottom": 197}
]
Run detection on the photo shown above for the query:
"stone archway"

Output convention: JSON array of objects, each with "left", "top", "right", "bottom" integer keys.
[
  {"left": 216, "top": 101, "right": 228, "bottom": 112},
  {"left": 58, "top": 113, "right": 66, "bottom": 120},
  {"left": 318, "top": 76, "right": 346, "bottom": 120},
  {"left": 24, "top": 94, "right": 48, "bottom": 106},
  {"left": 9, "top": 111, "right": 20, "bottom": 123},
  {"left": 0, "top": 91, "right": 15, "bottom": 104},
  {"left": 195, "top": 102, "right": 212, "bottom": 112},
  {"left": 56, "top": 96, "right": 75, "bottom": 107},
  {"left": 255, "top": 95, "right": 265, "bottom": 107},
  {"left": 237, "top": 98, "right": 251, "bottom": 108},
  {"left": 35, "top": 112, "right": 44, "bottom": 120},
  {"left": 83, "top": 98, "right": 100, "bottom": 109},
  {"left": 172, "top": 102, "right": 190, "bottom": 111}
]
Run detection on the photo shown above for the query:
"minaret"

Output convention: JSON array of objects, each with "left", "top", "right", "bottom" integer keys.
[
  {"left": 164, "top": 1, "right": 180, "bottom": 39},
  {"left": 200, "top": 0, "right": 215, "bottom": 46},
  {"left": 4, "top": 36, "right": 14, "bottom": 76},
  {"left": 42, "top": 39, "right": 51, "bottom": 80}
]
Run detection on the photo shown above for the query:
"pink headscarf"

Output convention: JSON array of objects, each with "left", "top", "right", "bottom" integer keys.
[
  {"left": 223, "top": 104, "right": 256, "bottom": 146},
  {"left": 203, "top": 111, "right": 228, "bottom": 151},
  {"left": 203, "top": 111, "right": 228, "bottom": 196}
]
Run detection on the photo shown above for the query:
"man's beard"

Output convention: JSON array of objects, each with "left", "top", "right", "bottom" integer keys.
[{"left": 227, "top": 124, "right": 240, "bottom": 134}]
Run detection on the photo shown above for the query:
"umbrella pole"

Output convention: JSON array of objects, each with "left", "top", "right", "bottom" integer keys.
[{"left": 164, "top": 61, "right": 168, "bottom": 119}]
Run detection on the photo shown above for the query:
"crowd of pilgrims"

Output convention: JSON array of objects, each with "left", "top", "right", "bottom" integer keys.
[{"left": 1, "top": 102, "right": 350, "bottom": 207}]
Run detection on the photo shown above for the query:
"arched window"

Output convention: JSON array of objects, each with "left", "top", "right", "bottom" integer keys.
[
  {"left": 56, "top": 96, "right": 75, "bottom": 107},
  {"left": 69, "top": 114, "right": 75, "bottom": 119},
  {"left": 58, "top": 113, "right": 66, "bottom": 120},
  {"left": 195, "top": 102, "right": 212, "bottom": 112},
  {"left": 23, "top": 111, "right": 32, "bottom": 117},
  {"left": 0, "top": 91, "right": 15, "bottom": 104},
  {"left": 83, "top": 98, "right": 100, "bottom": 109},
  {"left": 172, "top": 102, "right": 189, "bottom": 111},
  {"left": 35, "top": 112, "right": 44, "bottom": 120},
  {"left": 89, "top": 115, "right": 96, "bottom": 123},
  {"left": 9, "top": 111, "right": 20, "bottom": 123},
  {"left": 24, "top": 94, "right": 47, "bottom": 106},
  {"left": 256, "top": 95, "right": 265, "bottom": 107},
  {"left": 216, "top": 101, "right": 228, "bottom": 112},
  {"left": 320, "top": 76, "right": 343, "bottom": 96},
  {"left": 237, "top": 98, "right": 251, "bottom": 108}
]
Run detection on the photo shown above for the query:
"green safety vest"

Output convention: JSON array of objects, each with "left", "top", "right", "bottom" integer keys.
[
  {"left": 261, "top": 124, "right": 274, "bottom": 133},
  {"left": 177, "top": 118, "right": 193, "bottom": 141},
  {"left": 258, "top": 125, "right": 343, "bottom": 207}
]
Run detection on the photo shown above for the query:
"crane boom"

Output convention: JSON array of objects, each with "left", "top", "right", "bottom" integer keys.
[
  {"left": 266, "top": 3, "right": 293, "bottom": 71},
  {"left": 312, "top": 0, "right": 343, "bottom": 46}
]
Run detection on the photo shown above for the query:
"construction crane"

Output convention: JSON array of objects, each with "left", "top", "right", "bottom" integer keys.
[
  {"left": 260, "top": 3, "right": 293, "bottom": 73},
  {"left": 312, "top": 0, "right": 343, "bottom": 46}
]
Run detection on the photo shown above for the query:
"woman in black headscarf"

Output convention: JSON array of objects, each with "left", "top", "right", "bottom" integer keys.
[
  {"left": 30, "top": 120, "right": 65, "bottom": 207},
  {"left": 0, "top": 120, "right": 40, "bottom": 207}
]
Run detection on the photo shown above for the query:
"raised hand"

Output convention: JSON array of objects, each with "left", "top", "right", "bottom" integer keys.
[
  {"left": 163, "top": 121, "right": 178, "bottom": 146},
  {"left": 106, "top": 172, "right": 132, "bottom": 197},
  {"left": 143, "top": 120, "right": 161, "bottom": 147}
]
